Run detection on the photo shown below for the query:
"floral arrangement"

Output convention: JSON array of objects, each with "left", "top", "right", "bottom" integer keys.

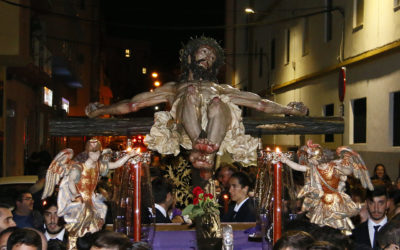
[{"left": 182, "top": 186, "right": 220, "bottom": 220}]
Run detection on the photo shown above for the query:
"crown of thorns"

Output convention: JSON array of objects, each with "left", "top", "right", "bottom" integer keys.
[{"left": 179, "top": 36, "right": 225, "bottom": 68}]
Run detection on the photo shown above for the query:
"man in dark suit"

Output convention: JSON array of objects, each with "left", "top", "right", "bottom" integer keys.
[
  {"left": 221, "top": 172, "right": 256, "bottom": 222},
  {"left": 352, "top": 185, "right": 389, "bottom": 249},
  {"left": 152, "top": 178, "right": 174, "bottom": 223}
]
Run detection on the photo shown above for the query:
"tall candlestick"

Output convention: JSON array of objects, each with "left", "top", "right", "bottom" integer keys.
[
  {"left": 273, "top": 149, "right": 282, "bottom": 244},
  {"left": 133, "top": 161, "right": 141, "bottom": 242}
]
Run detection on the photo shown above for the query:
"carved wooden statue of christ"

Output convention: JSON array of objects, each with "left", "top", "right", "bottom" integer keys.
[{"left": 86, "top": 37, "right": 307, "bottom": 169}]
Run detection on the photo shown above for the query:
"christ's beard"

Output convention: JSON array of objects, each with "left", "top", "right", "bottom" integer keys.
[{"left": 189, "top": 60, "right": 217, "bottom": 81}]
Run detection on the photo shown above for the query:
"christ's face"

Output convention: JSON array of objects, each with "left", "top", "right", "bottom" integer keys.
[{"left": 194, "top": 45, "right": 216, "bottom": 70}]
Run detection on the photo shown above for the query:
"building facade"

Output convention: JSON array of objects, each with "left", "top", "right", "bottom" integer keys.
[
  {"left": 0, "top": 0, "right": 102, "bottom": 176},
  {"left": 226, "top": 0, "right": 400, "bottom": 178}
]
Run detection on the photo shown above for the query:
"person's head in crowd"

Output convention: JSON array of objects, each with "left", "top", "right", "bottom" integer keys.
[
  {"left": 7, "top": 228, "right": 42, "bottom": 250},
  {"left": 396, "top": 177, "right": 400, "bottom": 190},
  {"left": 387, "top": 189, "right": 400, "bottom": 218},
  {"left": 376, "top": 214, "right": 400, "bottom": 250},
  {"left": 0, "top": 203, "right": 16, "bottom": 233},
  {"left": 372, "top": 164, "right": 391, "bottom": 182},
  {"left": 47, "top": 239, "right": 66, "bottom": 250},
  {"left": 42, "top": 197, "right": 65, "bottom": 240},
  {"left": 283, "top": 214, "right": 318, "bottom": 233},
  {"left": 0, "top": 226, "right": 17, "bottom": 250},
  {"left": 306, "top": 241, "right": 340, "bottom": 250},
  {"left": 28, "top": 228, "right": 48, "bottom": 250},
  {"left": 311, "top": 226, "right": 352, "bottom": 250},
  {"left": 77, "top": 232, "right": 95, "bottom": 250},
  {"left": 273, "top": 230, "right": 314, "bottom": 250},
  {"left": 366, "top": 185, "right": 390, "bottom": 223},
  {"left": 199, "top": 169, "right": 213, "bottom": 181},
  {"left": 152, "top": 178, "right": 174, "bottom": 211},
  {"left": 216, "top": 164, "right": 237, "bottom": 189},
  {"left": 90, "top": 231, "right": 132, "bottom": 250},
  {"left": 149, "top": 167, "right": 162, "bottom": 182},
  {"left": 14, "top": 191, "right": 34, "bottom": 216},
  {"left": 350, "top": 188, "right": 365, "bottom": 204},
  {"left": 228, "top": 172, "right": 253, "bottom": 205}
]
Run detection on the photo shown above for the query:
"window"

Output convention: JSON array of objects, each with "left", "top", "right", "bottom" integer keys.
[
  {"left": 125, "top": 49, "right": 131, "bottom": 58},
  {"left": 352, "top": 97, "right": 366, "bottom": 143},
  {"left": 142, "top": 67, "right": 147, "bottom": 74},
  {"left": 259, "top": 48, "right": 263, "bottom": 77},
  {"left": 325, "top": 0, "right": 332, "bottom": 42},
  {"left": 285, "top": 29, "right": 290, "bottom": 64},
  {"left": 61, "top": 98, "right": 69, "bottom": 114},
  {"left": 270, "top": 38, "right": 276, "bottom": 70},
  {"left": 393, "top": 91, "right": 400, "bottom": 146},
  {"left": 43, "top": 87, "right": 53, "bottom": 107},
  {"left": 302, "top": 18, "right": 310, "bottom": 56},
  {"left": 353, "top": 0, "right": 364, "bottom": 29},
  {"left": 324, "top": 104, "right": 334, "bottom": 142}
]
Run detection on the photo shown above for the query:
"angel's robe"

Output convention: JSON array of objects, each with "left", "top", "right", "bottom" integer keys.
[{"left": 57, "top": 161, "right": 109, "bottom": 238}]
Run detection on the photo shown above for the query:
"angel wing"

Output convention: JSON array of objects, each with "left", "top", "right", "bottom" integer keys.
[
  {"left": 42, "top": 148, "right": 74, "bottom": 199},
  {"left": 336, "top": 146, "right": 374, "bottom": 191}
]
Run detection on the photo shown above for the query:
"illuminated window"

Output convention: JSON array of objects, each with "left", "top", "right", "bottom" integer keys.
[
  {"left": 43, "top": 86, "right": 53, "bottom": 107},
  {"left": 125, "top": 49, "right": 131, "bottom": 58},
  {"left": 142, "top": 67, "right": 147, "bottom": 74},
  {"left": 61, "top": 97, "right": 69, "bottom": 114}
]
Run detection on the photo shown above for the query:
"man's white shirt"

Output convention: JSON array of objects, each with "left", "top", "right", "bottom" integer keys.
[
  {"left": 367, "top": 217, "right": 387, "bottom": 247},
  {"left": 44, "top": 228, "right": 66, "bottom": 241}
]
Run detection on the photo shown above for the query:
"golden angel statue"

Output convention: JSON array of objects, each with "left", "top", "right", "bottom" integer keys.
[
  {"left": 280, "top": 140, "right": 374, "bottom": 231},
  {"left": 42, "top": 138, "right": 138, "bottom": 249}
]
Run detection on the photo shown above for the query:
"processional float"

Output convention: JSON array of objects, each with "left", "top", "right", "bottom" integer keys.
[{"left": 48, "top": 115, "right": 346, "bottom": 249}]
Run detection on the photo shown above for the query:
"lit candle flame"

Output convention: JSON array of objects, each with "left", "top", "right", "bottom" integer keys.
[
  {"left": 223, "top": 194, "right": 229, "bottom": 200},
  {"left": 266, "top": 147, "right": 271, "bottom": 151},
  {"left": 136, "top": 148, "right": 141, "bottom": 154},
  {"left": 275, "top": 147, "right": 281, "bottom": 153},
  {"left": 126, "top": 146, "right": 132, "bottom": 152}
]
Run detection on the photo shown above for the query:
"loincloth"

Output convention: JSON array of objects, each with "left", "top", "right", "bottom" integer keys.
[{"left": 144, "top": 94, "right": 258, "bottom": 166}]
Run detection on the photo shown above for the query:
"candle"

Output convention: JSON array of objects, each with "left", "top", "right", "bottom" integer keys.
[
  {"left": 223, "top": 194, "right": 229, "bottom": 214},
  {"left": 133, "top": 150, "right": 142, "bottom": 242},
  {"left": 273, "top": 147, "right": 282, "bottom": 244}
]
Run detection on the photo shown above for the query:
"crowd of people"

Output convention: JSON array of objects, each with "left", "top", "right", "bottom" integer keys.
[{"left": 1, "top": 147, "right": 399, "bottom": 250}]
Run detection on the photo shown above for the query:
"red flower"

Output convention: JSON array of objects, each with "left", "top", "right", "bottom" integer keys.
[
  {"left": 193, "top": 197, "right": 199, "bottom": 205},
  {"left": 204, "top": 193, "right": 214, "bottom": 200},
  {"left": 192, "top": 186, "right": 204, "bottom": 197}
]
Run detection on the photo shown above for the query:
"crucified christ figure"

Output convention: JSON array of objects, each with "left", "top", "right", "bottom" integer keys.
[{"left": 86, "top": 37, "right": 307, "bottom": 169}]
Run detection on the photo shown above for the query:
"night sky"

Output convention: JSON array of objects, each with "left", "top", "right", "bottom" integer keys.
[{"left": 101, "top": 0, "right": 226, "bottom": 80}]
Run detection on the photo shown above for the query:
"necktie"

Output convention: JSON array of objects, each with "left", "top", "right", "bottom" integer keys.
[{"left": 373, "top": 225, "right": 380, "bottom": 249}]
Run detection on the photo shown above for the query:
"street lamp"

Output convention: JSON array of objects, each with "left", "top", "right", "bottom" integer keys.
[
  {"left": 151, "top": 72, "right": 158, "bottom": 78},
  {"left": 154, "top": 81, "right": 161, "bottom": 87},
  {"left": 244, "top": 8, "right": 255, "bottom": 14}
]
